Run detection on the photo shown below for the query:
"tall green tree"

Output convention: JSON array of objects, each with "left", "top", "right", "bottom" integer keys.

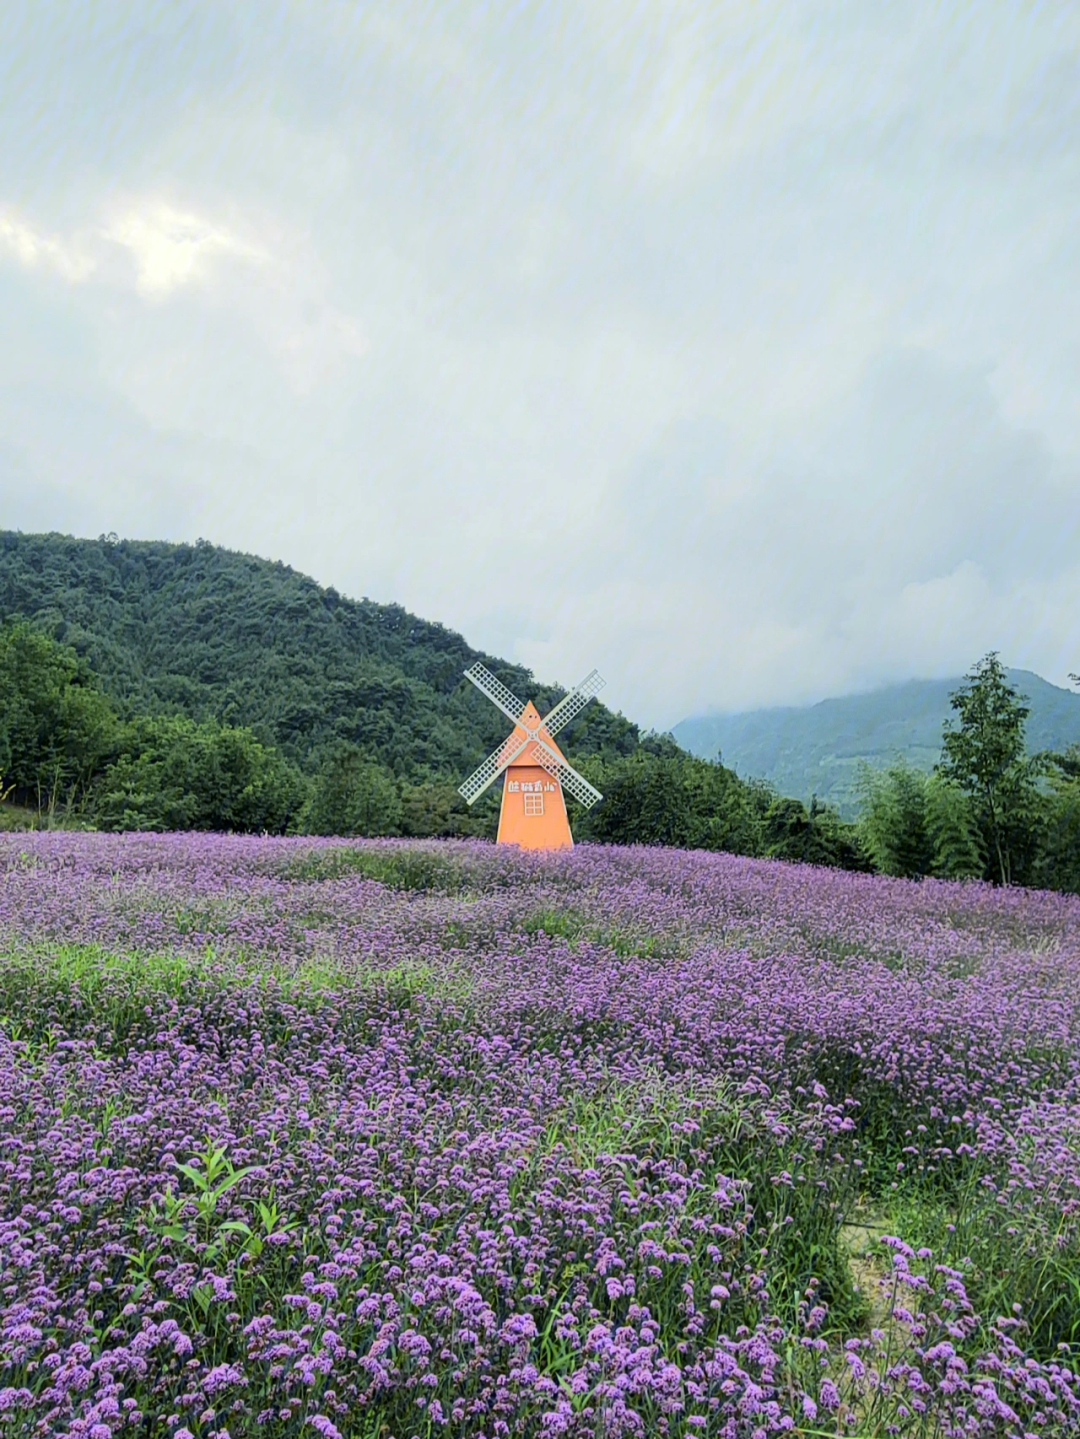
[
  {"left": 0, "top": 621, "right": 117, "bottom": 815},
  {"left": 92, "top": 716, "right": 307, "bottom": 833},
  {"left": 857, "top": 763, "right": 983, "bottom": 881},
  {"left": 303, "top": 745, "right": 403, "bottom": 836},
  {"left": 924, "top": 775, "right": 984, "bottom": 880},
  {"left": 582, "top": 755, "right": 692, "bottom": 848},
  {"left": 761, "top": 793, "right": 868, "bottom": 870},
  {"left": 1032, "top": 747, "right": 1080, "bottom": 895},
  {"left": 579, "top": 753, "right": 759, "bottom": 851},
  {"left": 938, "top": 653, "right": 1042, "bottom": 886},
  {"left": 857, "top": 762, "right": 934, "bottom": 878},
  {"left": 399, "top": 781, "right": 491, "bottom": 839}
]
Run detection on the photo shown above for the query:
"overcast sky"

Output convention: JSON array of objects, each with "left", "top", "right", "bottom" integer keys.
[{"left": 2, "top": 2, "right": 1079, "bottom": 728}]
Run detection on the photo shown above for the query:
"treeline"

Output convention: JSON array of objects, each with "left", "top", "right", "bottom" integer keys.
[
  {"left": 4, "top": 615, "right": 1078, "bottom": 897},
  {"left": 573, "top": 747, "right": 866, "bottom": 867},
  {"left": 571, "top": 654, "right": 1080, "bottom": 895},
  {"left": 0, "top": 531, "right": 926, "bottom": 866},
  {"left": 0, "top": 618, "right": 866, "bottom": 860},
  {"left": 0, "top": 621, "right": 489, "bottom": 838}
]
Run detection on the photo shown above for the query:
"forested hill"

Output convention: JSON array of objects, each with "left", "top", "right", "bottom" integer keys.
[{"left": 0, "top": 531, "right": 647, "bottom": 778}]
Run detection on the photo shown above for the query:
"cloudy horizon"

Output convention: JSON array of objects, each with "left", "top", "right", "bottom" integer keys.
[{"left": 3, "top": 2, "right": 1079, "bottom": 729}]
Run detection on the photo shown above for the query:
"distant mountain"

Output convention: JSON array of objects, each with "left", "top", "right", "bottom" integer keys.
[
  {"left": 0, "top": 531, "right": 646, "bottom": 779},
  {"left": 673, "top": 671, "right": 1080, "bottom": 818}
]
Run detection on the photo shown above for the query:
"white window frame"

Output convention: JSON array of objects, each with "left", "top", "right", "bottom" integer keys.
[{"left": 523, "top": 791, "right": 544, "bottom": 817}]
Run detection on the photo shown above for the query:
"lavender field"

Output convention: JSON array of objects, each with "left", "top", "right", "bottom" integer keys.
[{"left": 2, "top": 836, "right": 1080, "bottom": 1438}]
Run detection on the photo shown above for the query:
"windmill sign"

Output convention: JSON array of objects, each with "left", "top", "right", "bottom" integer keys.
[{"left": 458, "top": 663, "right": 605, "bottom": 850}]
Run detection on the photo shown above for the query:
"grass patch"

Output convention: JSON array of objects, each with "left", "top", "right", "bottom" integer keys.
[
  {"left": 0, "top": 801, "right": 40, "bottom": 832},
  {"left": 530, "top": 1076, "right": 865, "bottom": 1336},
  {"left": 520, "top": 905, "right": 588, "bottom": 941},
  {"left": 885, "top": 1179, "right": 1080, "bottom": 1359},
  {"left": 520, "top": 905, "right": 688, "bottom": 959},
  {"left": 0, "top": 942, "right": 464, "bottom": 1058},
  {"left": 278, "top": 843, "right": 470, "bottom": 892}
]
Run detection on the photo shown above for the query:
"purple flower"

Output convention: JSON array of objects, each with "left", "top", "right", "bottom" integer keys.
[{"left": 2, "top": 832, "right": 1080, "bottom": 1437}]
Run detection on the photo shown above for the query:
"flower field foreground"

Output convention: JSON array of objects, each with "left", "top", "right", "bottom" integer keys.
[{"left": 3, "top": 836, "right": 1080, "bottom": 1439}]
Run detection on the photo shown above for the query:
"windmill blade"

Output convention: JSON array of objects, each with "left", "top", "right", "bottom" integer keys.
[
  {"left": 458, "top": 734, "right": 531, "bottom": 805},
  {"left": 539, "top": 669, "right": 606, "bottom": 739},
  {"left": 463, "top": 662, "right": 527, "bottom": 727},
  {"left": 533, "top": 739, "right": 603, "bottom": 810}
]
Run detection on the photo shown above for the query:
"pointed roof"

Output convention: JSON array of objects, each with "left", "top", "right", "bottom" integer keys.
[{"left": 501, "top": 699, "right": 568, "bottom": 768}]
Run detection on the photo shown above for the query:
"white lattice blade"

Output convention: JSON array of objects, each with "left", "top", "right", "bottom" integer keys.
[
  {"left": 534, "top": 740, "right": 603, "bottom": 809},
  {"left": 540, "top": 670, "right": 606, "bottom": 738},
  {"left": 556, "top": 764, "right": 603, "bottom": 810},
  {"left": 463, "top": 663, "right": 527, "bottom": 727},
  {"left": 458, "top": 734, "right": 530, "bottom": 804}
]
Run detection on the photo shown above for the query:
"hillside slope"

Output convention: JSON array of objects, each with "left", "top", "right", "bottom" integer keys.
[
  {"left": 673, "top": 672, "right": 1080, "bottom": 817},
  {"left": 0, "top": 531, "right": 646, "bottom": 778}
]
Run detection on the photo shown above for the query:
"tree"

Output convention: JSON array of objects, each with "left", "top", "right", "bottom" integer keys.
[
  {"left": 682, "top": 761, "right": 769, "bottom": 855},
  {"left": 92, "top": 716, "right": 307, "bottom": 833},
  {"left": 762, "top": 794, "right": 868, "bottom": 870},
  {"left": 856, "top": 763, "right": 983, "bottom": 881},
  {"left": 937, "top": 654, "right": 1042, "bottom": 886},
  {"left": 303, "top": 745, "right": 403, "bottom": 836},
  {"left": 857, "top": 762, "right": 934, "bottom": 878},
  {"left": 0, "top": 621, "right": 117, "bottom": 815},
  {"left": 924, "top": 775, "right": 984, "bottom": 881},
  {"left": 579, "top": 753, "right": 766, "bottom": 853},
  {"left": 398, "top": 780, "right": 494, "bottom": 839},
  {"left": 1032, "top": 747, "right": 1080, "bottom": 895},
  {"left": 584, "top": 755, "right": 698, "bottom": 848}
]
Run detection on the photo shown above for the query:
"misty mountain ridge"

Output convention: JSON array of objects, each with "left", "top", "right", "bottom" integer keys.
[{"left": 673, "top": 671, "right": 1080, "bottom": 819}]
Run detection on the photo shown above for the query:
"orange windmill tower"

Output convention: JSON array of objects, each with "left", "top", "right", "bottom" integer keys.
[{"left": 458, "top": 663, "right": 605, "bottom": 849}]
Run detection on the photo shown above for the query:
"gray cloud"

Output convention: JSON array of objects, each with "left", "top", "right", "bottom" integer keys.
[
  {"left": 1, "top": 1, "right": 1079, "bottom": 728},
  {"left": 590, "top": 350, "right": 1080, "bottom": 715}
]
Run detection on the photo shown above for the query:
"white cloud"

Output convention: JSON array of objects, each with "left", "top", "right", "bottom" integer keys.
[
  {"left": 102, "top": 200, "right": 267, "bottom": 297},
  {"left": 0, "top": 201, "right": 265, "bottom": 297},
  {"left": 0, "top": 197, "right": 367, "bottom": 397},
  {"left": 0, "top": 214, "right": 96, "bottom": 283}
]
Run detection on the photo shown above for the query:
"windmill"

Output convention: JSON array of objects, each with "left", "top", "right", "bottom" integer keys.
[{"left": 458, "top": 663, "right": 605, "bottom": 849}]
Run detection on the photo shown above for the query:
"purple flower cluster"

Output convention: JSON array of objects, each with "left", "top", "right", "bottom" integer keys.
[{"left": 1, "top": 833, "right": 1080, "bottom": 1437}]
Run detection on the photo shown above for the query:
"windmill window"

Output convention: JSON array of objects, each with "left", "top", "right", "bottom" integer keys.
[{"left": 523, "top": 792, "right": 544, "bottom": 816}]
